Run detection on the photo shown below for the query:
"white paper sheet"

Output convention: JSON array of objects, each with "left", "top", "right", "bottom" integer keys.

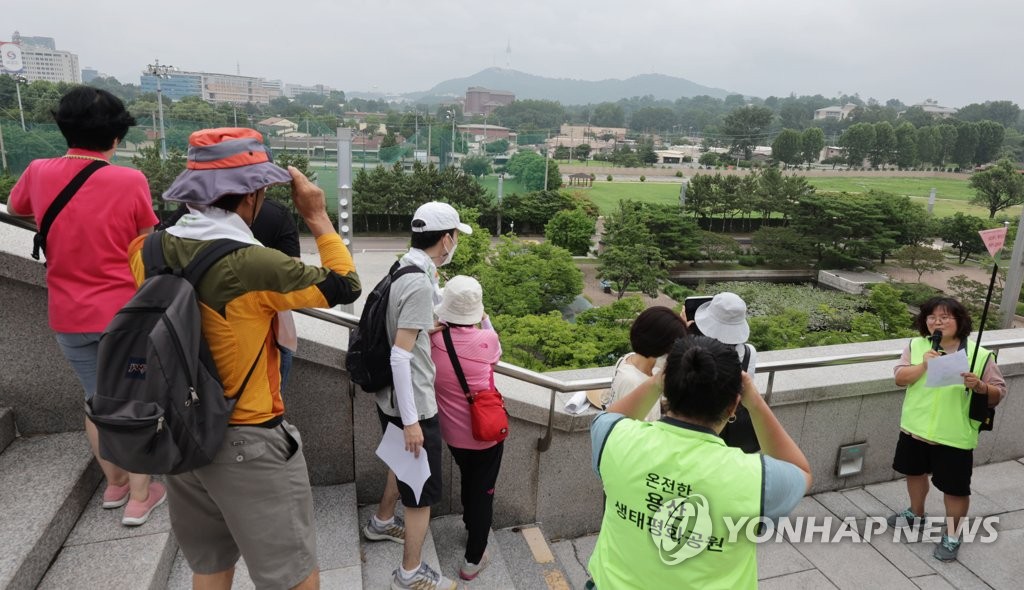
[
  {"left": 374, "top": 423, "right": 431, "bottom": 504},
  {"left": 925, "top": 348, "right": 969, "bottom": 388},
  {"left": 565, "top": 391, "right": 590, "bottom": 415}
]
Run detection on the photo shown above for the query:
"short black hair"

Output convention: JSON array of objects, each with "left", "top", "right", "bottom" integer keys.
[
  {"left": 52, "top": 86, "right": 135, "bottom": 151},
  {"left": 411, "top": 228, "right": 454, "bottom": 250},
  {"left": 914, "top": 297, "right": 971, "bottom": 341},
  {"left": 210, "top": 193, "right": 247, "bottom": 213},
  {"left": 663, "top": 336, "right": 742, "bottom": 424},
  {"left": 630, "top": 306, "right": 688, "bottom": 357}
]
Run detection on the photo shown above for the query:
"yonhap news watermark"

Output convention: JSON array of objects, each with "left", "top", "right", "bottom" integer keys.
[{"left": 648, "top": 494, "right": 1000, "bottom": 565}]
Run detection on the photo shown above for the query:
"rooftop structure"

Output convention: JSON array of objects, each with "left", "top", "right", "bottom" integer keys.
[
  {"left": 1, "top": 32, "right": 80, "bottom": 83},
  {"left": 814, "top": 103, "right": 859, "bottom": 121}
]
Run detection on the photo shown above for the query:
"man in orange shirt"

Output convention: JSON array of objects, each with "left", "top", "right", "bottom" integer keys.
[{"left": 128, "top": 128, "right": 361, "bottom": 590}]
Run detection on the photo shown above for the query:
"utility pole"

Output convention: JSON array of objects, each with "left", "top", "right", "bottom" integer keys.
[
  {"left": 496, "top": 174, "right": 504, "bottom": 236},
  {"left": 543, "top": 132, "right": 550, "bottom": 191},
  {"left": 0, "top": 123, "right": 8, "bottom": 173},
  {"left": 14, "top": 75, "right": 27, "bottom": 131}
]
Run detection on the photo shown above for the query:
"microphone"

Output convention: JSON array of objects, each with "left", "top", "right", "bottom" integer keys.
[{"left": 930, "top": 330, "right": 943, "bottom": 352}]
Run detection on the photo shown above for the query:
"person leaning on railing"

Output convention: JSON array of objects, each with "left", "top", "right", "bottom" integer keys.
[{"left": 587, "top": 336, "right": 812, "bottom": 590}]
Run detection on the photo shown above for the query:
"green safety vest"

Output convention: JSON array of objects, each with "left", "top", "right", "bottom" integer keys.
[
  {"left": 589, "top": 418, "right": 763, "bottom": 590},
  {"left": 901, "top": 337, "right": 991, "bottom": 450}
]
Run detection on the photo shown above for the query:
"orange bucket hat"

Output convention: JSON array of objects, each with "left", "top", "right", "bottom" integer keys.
[{"left": 162, "top": 127, "right": 292, "bottom": 205}]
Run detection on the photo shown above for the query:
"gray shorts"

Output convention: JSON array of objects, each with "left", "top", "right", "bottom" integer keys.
[
  {"left": 55, "top": 332, "right": 102, "bottom": 400},
  {"left": 167, "top": 421, "right": 317, "bottom": 588}
]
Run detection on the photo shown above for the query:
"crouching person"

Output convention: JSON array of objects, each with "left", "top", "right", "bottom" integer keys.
[{"left": 128, "top": 128, "right": 361, "bottom": 589}]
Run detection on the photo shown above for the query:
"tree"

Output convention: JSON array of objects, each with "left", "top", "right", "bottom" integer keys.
[
  {"left": 869, "top": 121, "right": 896, "bottom": 167},
  {"left": 485, "top": 139, "right": 510, "bottom": 154},
  {"left": 721, "top": 106, "right": 774, "bottom": 159},
  {"left": 968, "top": 159, "right": 1024, "bottom": 218},
  {"left": 475, "top": 238, "right": 582, "bottom": 316},
  {"left": 894, "top": 244, "right": 947, "bottom": 282},
  {"left": 545, "top": 209, "right": 596, "bottom": 255},
  {"left": 265, "top": 153, "right": 316, "bottom": 215},
  {"left": 698, "top": 230, "right": 741, "bottom": 263},
  {"left": 800, "top": 127, "right": 826, "bottom": 164},
  {"left": 629, "top": 107, "right": 677, "bottom": 133},
  {"left": 937, "top": 124, "right": 958, "bottom": 166},
  {"left": 460, "top": 155, "right": 492, "bottom": 178},
  {"left": 131, "top": 145, "right": 187, "bottom": 218},
  {"left": 752, "top": 227, "right": 811, "bottom": 266},
  {"left": 592, "top": 102, "right": 626, "bottom": 128},
  {"left": 442, "top": 208, "right": 491, "bottom": 279},
  {"left": 894, "top": 122, "right": 918, "bottom": 169},
  {"left": 698, "top": 152, "right": 719, "bottom": 167},
  {"left": 575, "top": 143, "right": 591, "bottom": 161},
  {"left": 839, "top": 123, "right": 875, "bottom": 167},
  {"left": 915, "top": 126, "right": 938, "bottom": 166},
  {"left": 938, "top": 212, "right": 988, "bottom": 263},
  {"left": 507, "top": 151, "right": 559, "bottom": 191},
  {"left": 0, "top": 174, "right": 18, "bottom": 205},
  {"left": 974, "top": 120, "right": 1005, "bottom": 165},
  {"left": 490, "top": 99, "right": 565, "bottom": 131},
  {"left": 952, "top": 122, "right": 980, "bottom": 169},
  {"left": 598, "top": 202, "right": 668, "bottom": 299},
  {"left": 865, "top": 283, "right": 913, "bottom": 336},
  {"left": 771, "top": 129, "right": 802, "bottom": 168}
]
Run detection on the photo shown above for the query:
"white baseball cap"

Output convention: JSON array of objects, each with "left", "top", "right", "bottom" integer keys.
[{"left": 411, "top": 201, "right": 473, "bottom": 234}]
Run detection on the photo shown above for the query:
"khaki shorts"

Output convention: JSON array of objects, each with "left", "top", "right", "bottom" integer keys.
[{"left": 167, "top": 421, "right": 317, "bottom": 588}]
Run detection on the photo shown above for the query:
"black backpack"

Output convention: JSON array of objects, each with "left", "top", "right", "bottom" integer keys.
[
  {"left": 86, "top": 233, "right": 260, "bottom": 474},
  {"left": 346, "top": 261, "right": 424, "bottom": 392}
]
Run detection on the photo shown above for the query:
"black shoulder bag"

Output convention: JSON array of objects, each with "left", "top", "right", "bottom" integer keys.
[{"left": 32, "top": 159, "right": 109, "bottom": 260}]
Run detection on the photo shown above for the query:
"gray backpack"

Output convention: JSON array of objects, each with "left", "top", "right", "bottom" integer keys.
[{"left": 86, "top": 233, "right": 259, "bottom": 474}]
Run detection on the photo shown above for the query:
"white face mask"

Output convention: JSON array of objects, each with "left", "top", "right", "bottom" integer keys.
[{"left": 439, "top": 234, "right": 458, "bottom": 267}]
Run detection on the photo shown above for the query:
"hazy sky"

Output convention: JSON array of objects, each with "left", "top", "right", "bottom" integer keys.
[{"left": 6, "top": 0, "right": 1021, "bottom": 107}]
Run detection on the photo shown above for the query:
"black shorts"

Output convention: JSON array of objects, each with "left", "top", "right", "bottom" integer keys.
[
  {"left": 377, "top": 407, "right": 443, "bottom": 508},
  {"left": 892, "top": 431, "right": 973, "bottom": 496}
]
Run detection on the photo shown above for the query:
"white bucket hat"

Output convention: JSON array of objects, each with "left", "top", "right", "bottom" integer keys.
[
  {"left": 435, "top": 275, "right": 485, "bottom": 325},
  {"left": 694, "top": 292, "right": 750, "bottom": 345}
]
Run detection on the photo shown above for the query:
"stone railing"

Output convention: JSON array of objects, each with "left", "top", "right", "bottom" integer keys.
[{"left": 3, "top": 210, "right": 1023, "bottom": 539}]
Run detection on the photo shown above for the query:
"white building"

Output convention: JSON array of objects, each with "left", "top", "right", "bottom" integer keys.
[
  {"left": 285, "top": 83, "right": 335, "bottom": 98},
  {"left": 2, "top": 31, "right": 80, "bottom": 83},
  {"left": 813, "top": 103, "right": 858, "bottom": 121},
  {"left": 904, "top": 99, "right": 958, "bottom": 119}
]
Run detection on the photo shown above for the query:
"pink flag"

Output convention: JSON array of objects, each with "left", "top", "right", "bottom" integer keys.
[{"left": 978, "top": 227, "right": 1008, "bottom": 258}]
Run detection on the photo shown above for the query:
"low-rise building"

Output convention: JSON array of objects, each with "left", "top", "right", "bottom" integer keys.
[
  {"left": 2, "top": 32, "right": 80, "bottom": 84},
  {"left": 465, "top": 87, "right": 515, "bottom": 116},
  {"left": 813, "top": 103, "right": 858, "bottom": 121}
]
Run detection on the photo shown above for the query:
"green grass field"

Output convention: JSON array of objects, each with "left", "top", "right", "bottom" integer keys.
[{"left": 307, "top": 165, "right": 1018, "bottom": 221}]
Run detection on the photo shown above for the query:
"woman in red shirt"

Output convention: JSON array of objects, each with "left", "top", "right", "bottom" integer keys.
[{"left": 9, "top": 87, "right": 164, "bottom": 526}]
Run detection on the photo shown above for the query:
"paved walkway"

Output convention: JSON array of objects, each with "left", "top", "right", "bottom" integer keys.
[{"left": 553, "top": 457, "right": 1024, "bottom": 590}]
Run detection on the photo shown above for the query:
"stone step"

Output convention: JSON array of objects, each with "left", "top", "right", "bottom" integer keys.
[
  {"left": 39, "top": 479, "right": 176, "bottom": 590},
  {"left": 429, "top": 514, "right": 516, "bottom": 588},
  {"left": 492, "top": 525, "right": 573, "bottom": 590},
  {"left": 0, "top": 407, "right": 15, "bottom": 454},
  {"left": 358, "top": 504, "right": 442, "bottom": 590},
  {"left": 165, "top": 483, "right": 362, "bottom": 589},
  {"left": 550, "top": 534, "right": 598, "bottom": 590},
  {"left": 0, "top": 432, "right": 101, "bottom": 590}
]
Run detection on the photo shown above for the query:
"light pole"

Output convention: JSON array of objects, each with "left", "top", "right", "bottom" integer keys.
[
  {"left": 446, "top": 109, "right": 456, "bottom": 169},
  {"left": 145, "top": 60, "right": 175, "bottom": 159},
  {"left": 13, "top": 74, "right": 27, "bottom": 131}
]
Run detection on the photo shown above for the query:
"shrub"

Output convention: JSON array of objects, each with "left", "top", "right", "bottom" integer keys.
[
  {"left": 682, "top": 156, "right": 693, "bottom": 163},
  {"left": 606, "top": 174, "right": 613, "bottom": 182},
  {"left": 675, "top": 170, "right": 684, "bottom": 177},
  {"left": 639, "top": 175, "right": 646, "bottom": 182},
  {"left": 737, "top": 255, "right": 759, "bottom": 267},
  {"left": 661, "top": 282, "right": 693, "bottom": 302},
  {"left": 889, "top": 282, "right": 942, "bottom": 305}
]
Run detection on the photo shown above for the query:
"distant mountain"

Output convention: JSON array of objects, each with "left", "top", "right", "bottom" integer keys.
[{"left": 406, "top": 67, "right": 735, "bottom": 105}]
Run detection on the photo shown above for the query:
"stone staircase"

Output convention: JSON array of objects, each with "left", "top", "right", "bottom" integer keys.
[{"left": 0, "top": 406, "right": 583, "bottom": 590}]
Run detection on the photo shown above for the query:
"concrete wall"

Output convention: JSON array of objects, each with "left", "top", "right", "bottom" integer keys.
[{"left": 2, "top": 225, "right": 1022, "bottom": 541}]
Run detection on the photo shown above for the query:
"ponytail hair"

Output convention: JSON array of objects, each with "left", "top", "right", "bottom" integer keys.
[{"left": 663, "top": 336, "right": 742, "bottom": 423}]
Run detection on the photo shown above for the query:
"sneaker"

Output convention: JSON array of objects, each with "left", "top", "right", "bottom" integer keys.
[
  {"left": 459, "top": 551, "right": 490, "bottom": 581},
  {"left": 121, "top": 482, "right": 166, "bottom": 526},
  {"left": 391, "top": 563, "right": 456, "bottom": 590},
  {"left": 933, "top": 535, "right": 961, "bottom": 561},
  {"left": 101, "top": 482, "right": 130, "bottom": 509},
  {"left": 364, "top": 515, "right": 406, "bottom": 544},
  {"left": 887, "top": 508, "right": 926, "bottom": 529}
]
